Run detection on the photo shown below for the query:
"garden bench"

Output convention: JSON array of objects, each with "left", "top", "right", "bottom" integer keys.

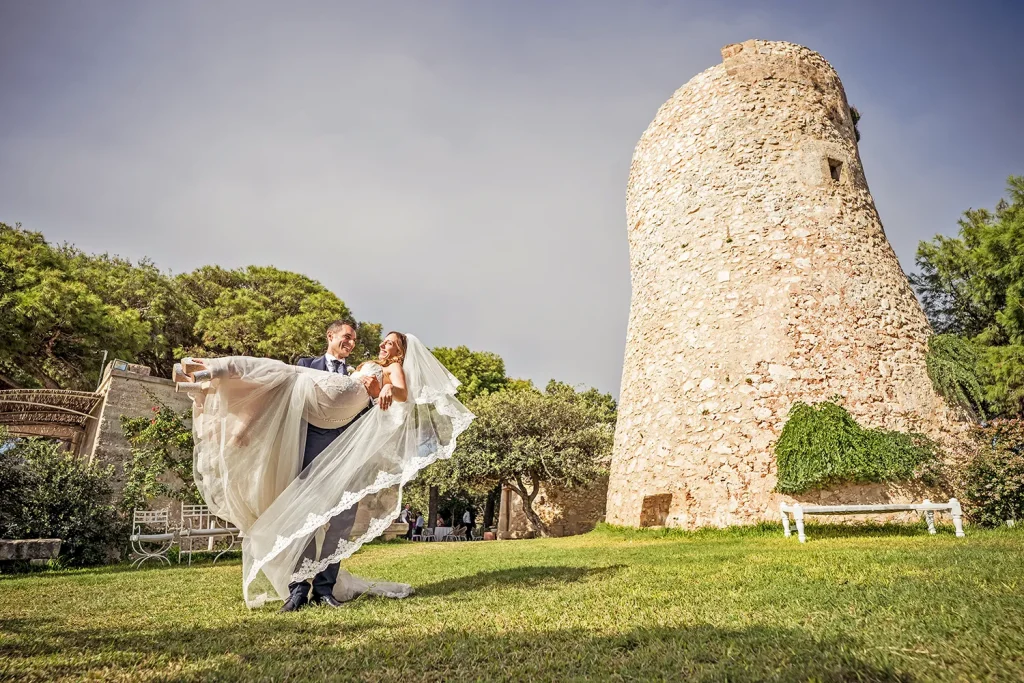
[
  {"left": 129, "top": 508, "right": 175, "bottom": 567},
  {"left": 178, "top": 504, "right": 240, "bottom": 565},
  {"left": 780, "top": 498, "right": 966, "bottom": 543}
]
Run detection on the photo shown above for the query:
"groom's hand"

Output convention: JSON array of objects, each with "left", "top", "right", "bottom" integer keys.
[{"left": 360, "top": 375, "right": 381, "bottom": 399}]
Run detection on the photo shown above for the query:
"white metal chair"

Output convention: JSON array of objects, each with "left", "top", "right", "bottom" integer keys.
[
  {"left": 129, "top": 508, "right": 174, "bottom": 567},
  {"left": 178, "top": 504, "right": 240, "bottom": 565}
]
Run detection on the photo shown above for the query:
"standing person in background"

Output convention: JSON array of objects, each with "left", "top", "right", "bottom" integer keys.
[
  {"left": 462, "top": 507, "right": 474, "bottom": 541},
  {"left": 400, "top": 503, "right": 414, "bottom": 540}
]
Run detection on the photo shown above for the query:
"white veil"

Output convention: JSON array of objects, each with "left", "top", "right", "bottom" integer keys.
[{"left": 190, "top": 334, "right": 474, "bottom": 608}]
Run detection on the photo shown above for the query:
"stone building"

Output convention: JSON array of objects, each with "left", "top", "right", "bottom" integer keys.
[
  {"left": 608, "top": 40, "right": 965, "bottom": 529},
  {"left": 0, "top": 361, "right": 191, "bottom": 474},
  {"left": 496, "top": 478, "right": 608, "bottom": 539},
  {"left": 84, "top": 360, "right": 193, "bottom": 484}
]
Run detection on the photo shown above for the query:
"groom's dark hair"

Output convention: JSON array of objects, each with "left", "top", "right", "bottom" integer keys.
[{"left": 326, "top": 319, "right": 357, "bottom": 336}]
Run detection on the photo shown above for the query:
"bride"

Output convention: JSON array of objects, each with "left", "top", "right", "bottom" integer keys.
[{"left": 175, "top": 332, "right": 474, "bottom": 609}]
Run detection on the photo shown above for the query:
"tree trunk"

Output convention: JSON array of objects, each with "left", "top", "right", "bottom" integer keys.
[
  {"left": 428, "top": 485, "right": 439, "bottom": 528},
  {"left": 483, "top": 484, "right": 500, "bottom": 528},
  {"left": 519, "top": 501, "right": 549, "bottom": 537},
  {"left": 511, "top": 474, "right": 550, "bottom": 537}
]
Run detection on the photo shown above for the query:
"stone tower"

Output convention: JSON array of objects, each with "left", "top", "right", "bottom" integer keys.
[{"left": 607, "top": 40, "right": 962, "bottom": 529}]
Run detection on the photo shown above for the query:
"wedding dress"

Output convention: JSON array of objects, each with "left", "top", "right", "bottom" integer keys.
[{"left": 186, "top": 334, "right": 473, "bottom": 608}]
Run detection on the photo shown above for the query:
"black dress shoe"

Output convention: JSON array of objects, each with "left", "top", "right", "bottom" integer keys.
[
  {"left": 311, "top": 594, "right": 344, "bottom": 608},
  {"left": 278, "top": 596, "right": 307, "bottom": 613}
]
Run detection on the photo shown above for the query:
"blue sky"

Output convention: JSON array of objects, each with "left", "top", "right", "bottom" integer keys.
[{"left": 1, "top": 1, "right": 1021, "bottom": 396}]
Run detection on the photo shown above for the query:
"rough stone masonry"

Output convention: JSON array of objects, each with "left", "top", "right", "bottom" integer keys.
[{"left": 607, "top": 40, "right": 966, "bottom": 529}]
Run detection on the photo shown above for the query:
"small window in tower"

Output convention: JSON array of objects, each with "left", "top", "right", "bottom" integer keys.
[
  {"left": 828, "top": 158, "right": 843, "bottom": 183},
  {"left": 640, "top": 494, "right": 672, "bottom": 527}
]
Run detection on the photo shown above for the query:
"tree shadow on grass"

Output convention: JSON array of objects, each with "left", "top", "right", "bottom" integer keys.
[
  {"left": 414, "top": 564, "right": 627, "bottom": 597},
  {"left": 0, "top": 615, "right": 915, "bottom": 682}
]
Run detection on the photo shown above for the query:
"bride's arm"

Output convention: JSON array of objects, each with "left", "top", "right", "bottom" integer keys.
[{"left": 377, "top": 364, "right": 407, "bottom": 411}]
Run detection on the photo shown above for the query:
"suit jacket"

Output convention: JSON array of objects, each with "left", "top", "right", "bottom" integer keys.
[
  {"left": 294, "top": 354, "right": 369, "bottom": 469},
  {"left": 297, "top": 354, "right": 348, "bottom": 375}
]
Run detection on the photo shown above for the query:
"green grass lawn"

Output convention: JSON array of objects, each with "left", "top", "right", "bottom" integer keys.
[{"left": 2, "top": 523, "right": 1023, "bottom": 682}]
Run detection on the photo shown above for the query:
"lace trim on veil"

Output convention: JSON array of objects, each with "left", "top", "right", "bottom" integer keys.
[{"left": 242, "top": 389, "right": 472, "bottom": 607}]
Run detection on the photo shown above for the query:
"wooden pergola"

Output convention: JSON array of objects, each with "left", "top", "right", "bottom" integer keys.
[{"left": 0, "top": 389, "right": 104, "bottom": 456}]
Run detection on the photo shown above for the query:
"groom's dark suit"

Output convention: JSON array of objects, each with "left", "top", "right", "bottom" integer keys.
[{"left": 287, "top": 354, "right": 371, "bottom": 605}]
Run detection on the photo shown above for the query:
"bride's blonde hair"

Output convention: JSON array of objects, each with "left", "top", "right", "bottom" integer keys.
[{"left": 357, "top": 331, "right": 407, "bottom": 371}]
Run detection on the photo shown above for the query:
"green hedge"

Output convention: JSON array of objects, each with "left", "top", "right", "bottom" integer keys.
[{"left": 774, "top": 401, "right": 939, "bottom": 494}]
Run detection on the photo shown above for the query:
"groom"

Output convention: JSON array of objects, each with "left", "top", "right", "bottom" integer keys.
[{"left": 280, "top": 319, "right": 381, "bottom": 612}]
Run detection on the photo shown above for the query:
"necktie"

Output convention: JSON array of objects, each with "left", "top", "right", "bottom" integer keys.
[{"left": 334, "top": 360, "right": 345, "bottom": 375}]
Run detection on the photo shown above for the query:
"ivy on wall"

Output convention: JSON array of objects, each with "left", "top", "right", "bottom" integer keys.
[{"left": 774, "top": 401, "right": 940, "bottom": 494}]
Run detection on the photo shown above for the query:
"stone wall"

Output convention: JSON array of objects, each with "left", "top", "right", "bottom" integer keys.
[
  {"left": 85, "top": 360, "right": 193, "bottom": 487},
  {"left": 608, "top": 40, "right": 968, "bottom": 529},
  {"left": 498, "top": 478, "right": 608, "bottom": 539}
]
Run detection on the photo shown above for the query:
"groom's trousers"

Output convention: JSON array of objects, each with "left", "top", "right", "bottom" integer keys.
[{"left": 287, "top": 410, "right": 368, "bottom": 602}]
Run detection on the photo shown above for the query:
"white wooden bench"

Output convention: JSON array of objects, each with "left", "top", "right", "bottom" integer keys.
[
  {"left": 178, "top": 504, "right": 240, "bottom": 565},
  {"left": 780, "top": 498, "right": 965, "bottom": 543}
]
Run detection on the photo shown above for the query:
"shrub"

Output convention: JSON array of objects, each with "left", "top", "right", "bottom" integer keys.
[
  {"left": 0, "top": 431, "right": 124, "bottom": 566},
  {"left": 960, "top": 420, "right": 1024, "bottom": 527},
  {"left": 0, "top": 436, "right": 35, "bottom": 538},
  {"left": 774, "top": 401, "right": 940, "bottom": 494},
  {"left": 120, "top": 397, "right": 200, "bottom": 512}
]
